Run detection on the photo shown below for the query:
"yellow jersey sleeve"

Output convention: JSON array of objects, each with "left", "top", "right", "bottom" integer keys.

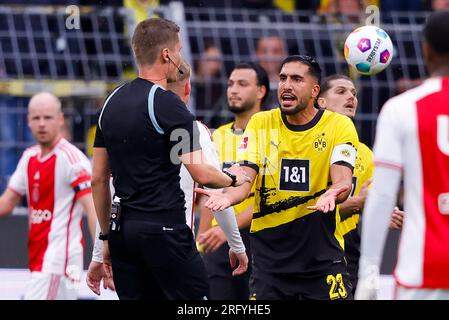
[
  {"left": 330, "top": 116, "right": 359, "bottom": 168},
  {"left": 236, "top": 114, "right": 262, "bottom": 171}
]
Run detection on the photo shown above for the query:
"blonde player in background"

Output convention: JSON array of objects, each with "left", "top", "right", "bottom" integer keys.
[{"left": 0, "top": 92, "right": 96, "bottom": 300}]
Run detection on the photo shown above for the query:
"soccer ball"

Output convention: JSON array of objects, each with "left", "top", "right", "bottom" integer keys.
[{"left": 344, "top": 25, "right": 394, "bottom": 75}]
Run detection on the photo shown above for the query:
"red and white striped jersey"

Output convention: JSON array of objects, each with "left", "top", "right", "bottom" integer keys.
[
  {"left": 374, "top": 77, "right": 449, "bottom": 289},
  {"left": 8, "top": 138, "right": 92, "bottom": 277}
]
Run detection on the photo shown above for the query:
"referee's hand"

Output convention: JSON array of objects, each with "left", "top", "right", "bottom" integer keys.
[{"left": 229, "top": 249, "right": 248, "bottom": 276}]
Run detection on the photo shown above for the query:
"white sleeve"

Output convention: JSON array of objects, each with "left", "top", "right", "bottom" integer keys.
[
  {"left": 212, "top": 207, "right": 245, "bottom": 254},
  {"left": 372, "top": 100, "right": 404, "bottom": 168},
  {"left": 360, "top": 99, "right": 404, "bottom": 263},
  {"left": 91, "top": 221, "right": 104, "bottom": 263},
  {"left": 196, "top": 121, "right": 221, "bottom": 170},
  {"left": 196, "top": 122, "right": 245, "bottom": 254},
  {"left": 357, "top": 165, "right": 401, "bottom": 299},
  {"left": 8, "top": 152, "right": 29, "bottom": 196}
]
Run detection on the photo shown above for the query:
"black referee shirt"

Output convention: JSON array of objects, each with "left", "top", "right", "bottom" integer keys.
[{"left": 94, "top": 77, "right": 201, "bottom": 215}]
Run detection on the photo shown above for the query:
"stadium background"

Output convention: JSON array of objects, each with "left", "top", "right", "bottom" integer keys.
[{"left": 0, "top": 0, "right": 437, "bottom": 298}]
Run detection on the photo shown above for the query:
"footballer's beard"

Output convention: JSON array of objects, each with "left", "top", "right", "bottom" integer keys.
[
  {"left": 228, "top": 99, "right": 256, "bottom": 114},
  {"left": 279, "top": 97, "right": 309, "bottom": 115}
]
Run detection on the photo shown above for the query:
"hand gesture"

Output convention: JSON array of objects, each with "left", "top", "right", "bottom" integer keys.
[
  {"left": 307, "top": 186, "right": 349, "bottom": 213},
  {"left": 195, "top": 188, "right": 232, "bottom": 211},
  {"left": 229, "top": 249, "right": 248, "bottom": 276}
]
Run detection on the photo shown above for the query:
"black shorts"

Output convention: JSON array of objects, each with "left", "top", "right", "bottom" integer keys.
[
  {"left": 109, "top": 217, "right": 209, "bottom": 300},
  {"left": 249, "top": 262, "right": 353, "bottom": 300}
]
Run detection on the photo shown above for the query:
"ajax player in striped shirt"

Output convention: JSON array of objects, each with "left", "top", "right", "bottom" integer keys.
[{"left": 0, "top": 92, "right": 97, "bottom": 300}]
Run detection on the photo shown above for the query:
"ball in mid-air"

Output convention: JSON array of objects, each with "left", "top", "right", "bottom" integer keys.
[{"left": 344, "top": 25, "right": 394, "bottom": 75}]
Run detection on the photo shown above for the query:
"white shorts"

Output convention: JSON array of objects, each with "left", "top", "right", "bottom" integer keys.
[
  {"left": 395, "top": 285, "right": 449, "bottom": 300},
  {"left": 24, "top": 272, "right": 80, "bottom": 300}
]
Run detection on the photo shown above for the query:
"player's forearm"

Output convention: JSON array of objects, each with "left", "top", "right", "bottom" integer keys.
[
  {"left": 0, "top": 189, "right": 20, "bottom": 217},
  {"left": 91, "top": 179, "right": 111, "bottom": 234},
  {"left": 360, "top": 166, "right": 401, "bottom": 266},
  {"left": 223, "top": 183, "right": 251, "bottom": 207},
  {"left": 91, "top": 221, "right": 104, "bottom": 263},
  {"left": 235, "top": 205, "right": 253, "bottom": 229},
  {"left": 0, "top": 198, "right": 14, "bottom": 217},
  {"left": 78, "top": 194, "right": 98, "bottom": 241},
  {"left": 200, "top": 164, "right": 233, "bottom": 189},
  {"left": 330, "top": 181, "right": 352, "bottom": 204},
  {"left": 197, "top": 197, "right": 214, "bottom": 234},
  {"left": 339, "top": 196, "right": 364, "bottom": 219}
]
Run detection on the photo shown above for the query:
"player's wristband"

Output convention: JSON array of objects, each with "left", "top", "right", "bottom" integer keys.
[
  {"left": 98, "top": 232, "right": 108, "bottom": 241},
  {"left": 222, "top": 170, "right": 237, "bottom": 187}
]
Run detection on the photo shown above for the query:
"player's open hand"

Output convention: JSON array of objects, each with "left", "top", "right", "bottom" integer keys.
[
  {"left": 229, "top": 249, "right": 248, "bottom": 276},
  {"left": 307, "top": 185, "right": 349, "bottom": 213},
  {"left": 195, "top": 188, "right": 232, "bottom": 211}
]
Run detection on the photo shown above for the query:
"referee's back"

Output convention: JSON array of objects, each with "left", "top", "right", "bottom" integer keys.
[{"left": 96, "top": 77, "right": 197, "bottom": 216}]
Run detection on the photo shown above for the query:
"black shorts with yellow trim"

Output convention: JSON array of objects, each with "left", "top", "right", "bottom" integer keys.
[{"left": 249, "top": 262, "right": 353, "bottom": 300}]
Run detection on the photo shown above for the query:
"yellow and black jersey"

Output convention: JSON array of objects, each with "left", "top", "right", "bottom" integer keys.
[
  {"left": 237, "top": 108, "right": 359, "bottom": 275},
  {"left": 210, "top": 122, "right": 255, "bottom": 227},
  {"left": 338, "top": 142, "right": 373, "bottom": 277}
]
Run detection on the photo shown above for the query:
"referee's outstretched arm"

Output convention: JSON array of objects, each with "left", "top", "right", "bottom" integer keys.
[{"left": 181, "top": 150, "right": 250, "bottom": 189}]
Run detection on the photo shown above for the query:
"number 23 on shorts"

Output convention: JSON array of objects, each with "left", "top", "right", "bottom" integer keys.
[{"left": 326, "top": 273, "right": 348, "bottom": 300}]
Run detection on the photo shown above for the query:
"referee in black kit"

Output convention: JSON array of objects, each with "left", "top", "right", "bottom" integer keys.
[{"left": 91, "top": 17, "right": 250, "bottom": 300}]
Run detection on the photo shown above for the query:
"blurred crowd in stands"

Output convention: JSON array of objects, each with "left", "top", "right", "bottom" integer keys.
[{"left": 1, "top": 0, "right": 448, "bottom": 12}]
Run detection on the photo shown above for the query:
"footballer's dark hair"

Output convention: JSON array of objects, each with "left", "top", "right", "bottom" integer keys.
[
  {"left": 424, "top": 10, "right": 449, "bottom": 54},
  {"left": 232, "top": 62, "right": 270, "bottom": 105},
  {"left": 280, "top": 55, "right": 322, "bottom": 84}
]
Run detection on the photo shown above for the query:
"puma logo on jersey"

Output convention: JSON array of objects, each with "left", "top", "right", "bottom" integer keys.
[
  {"left": 33, "top": 171, "right": 40, "bottom": 180},
  {"left": 30, "top": 209, "right": 52, "bottom": 224}
]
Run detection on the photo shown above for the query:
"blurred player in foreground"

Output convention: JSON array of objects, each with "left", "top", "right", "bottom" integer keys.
[{"left": 356, "top": 10, "right": 449, "bottom": 300}]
